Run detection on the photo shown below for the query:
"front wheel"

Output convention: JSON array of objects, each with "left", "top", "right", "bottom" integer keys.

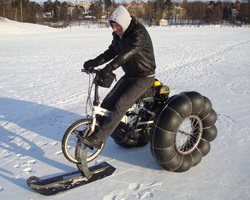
[{"left": 61, "top": 119, "right": 104, "bottom": 164}]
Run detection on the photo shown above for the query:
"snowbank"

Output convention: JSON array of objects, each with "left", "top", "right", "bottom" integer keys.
[{"left": 0, "top": 17, "right": 59, "bottom": 34}]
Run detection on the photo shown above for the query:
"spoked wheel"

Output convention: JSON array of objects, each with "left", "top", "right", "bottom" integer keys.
[
  {"left": 150, "top": 91, "right": 217, "bottom": 172},
  {"left": 175, "top": 115, "right": 202, "bottom": 155},
  {"left": 61, "top": 119, "right": 104, "bottom": 164}
]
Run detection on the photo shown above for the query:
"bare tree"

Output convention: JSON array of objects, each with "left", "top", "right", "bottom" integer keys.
[
  {"left": 19, "top": 0, "right": 22, "bottom": 22},
  {"left": 89, "top": 0, "right": 103, "bottom": 22},
  {"left": 103, "top": 0, "right": 112, "bottom": 18},
  {"left": 1, "top": 0, "right": 6, "bottom": 17}
]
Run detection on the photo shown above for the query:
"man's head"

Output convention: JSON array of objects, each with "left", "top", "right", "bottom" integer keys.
[
  {"left": 110, "top": 21, "right": 123, "bottom": 37},
  {"left": 109, "top": 6, "right": 132, "bottom": 37}
]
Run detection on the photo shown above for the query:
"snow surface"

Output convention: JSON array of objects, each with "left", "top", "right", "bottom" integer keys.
[{"left": 1, "top": 18, "right": 250, "bottom": 199}]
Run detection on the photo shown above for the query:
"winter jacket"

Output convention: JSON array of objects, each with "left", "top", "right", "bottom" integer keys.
[{"left": 93, "top": 7, "right": 156, "bottom": 77}]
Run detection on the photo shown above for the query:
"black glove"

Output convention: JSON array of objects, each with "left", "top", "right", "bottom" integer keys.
[
  {"left": 83, "top": 59, "right": 97, "bottom": 73},
  {"left": 100, "top": 64, "right": 114, "bottom": 79}
]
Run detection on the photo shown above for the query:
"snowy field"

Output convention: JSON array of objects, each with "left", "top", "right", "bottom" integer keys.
[{"left": 0, "top": 18, "right": 250, "bottom": 199}]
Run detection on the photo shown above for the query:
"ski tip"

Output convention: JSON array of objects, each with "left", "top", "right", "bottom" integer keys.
[{"left": 27, "top": 176, "right": 42, "bottom": 186}]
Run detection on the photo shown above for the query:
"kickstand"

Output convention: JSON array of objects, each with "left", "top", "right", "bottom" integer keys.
[{"left": 79, "top": 145, "right": 92, "bottom": 179}]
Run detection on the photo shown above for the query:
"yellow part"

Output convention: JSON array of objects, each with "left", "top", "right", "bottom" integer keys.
[
  {"left": 153, "top": 80, "right": 161, "bottom": 87},
  {"left": 160, "top": 85, "right": 170, "bottom": 94}
]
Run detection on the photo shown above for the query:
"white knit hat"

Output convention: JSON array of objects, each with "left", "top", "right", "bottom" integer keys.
[{"left": 109, "top": 6, "right": 132, "bottom": 35}]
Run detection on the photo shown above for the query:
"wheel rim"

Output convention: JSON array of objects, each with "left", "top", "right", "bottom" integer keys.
[
  {"left": 175, "top": 115, "right": 203, "bottom": 155},
  {"left": 63, "top": 120, "right": 103, "bottom": 164}
]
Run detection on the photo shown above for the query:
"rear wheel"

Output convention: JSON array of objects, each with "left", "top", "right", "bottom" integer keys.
[
  {"left": 61, "top": 119, "right": 104, "bottom": 164},
  {"left": 150, "top": 91, "right": 217, "bottom": 172}
]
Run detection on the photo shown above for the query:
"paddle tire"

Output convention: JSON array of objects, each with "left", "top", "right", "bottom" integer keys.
[{"left": 150, "top": 91, "right": 217, "bottom": 172}]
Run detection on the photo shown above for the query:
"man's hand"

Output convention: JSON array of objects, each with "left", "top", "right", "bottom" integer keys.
[{"left": 83, "top": 59, "right": 96, "bottom": 73}]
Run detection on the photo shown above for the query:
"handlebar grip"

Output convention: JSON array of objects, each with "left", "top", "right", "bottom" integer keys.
[{"left": 81, "top": 68, "right": 99, "bottom": 74}]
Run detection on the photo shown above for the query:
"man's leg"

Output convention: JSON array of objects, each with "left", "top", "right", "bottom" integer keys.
[
  {"left": 101, "top": 76, "right": 131, "bottom": 111},
  {"left": 82, "top": 76, "right": 154, "bottom": 148},
  {"left": 95, "top": 76, "right": 154, "bottom": 142},
  {"left": 96, "top": 76, "right": 131, "bottom": 126}
]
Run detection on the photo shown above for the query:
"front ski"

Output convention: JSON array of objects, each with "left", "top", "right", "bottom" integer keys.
[{"left": 27, "top": 162, "right": 115, "bottom": 195}]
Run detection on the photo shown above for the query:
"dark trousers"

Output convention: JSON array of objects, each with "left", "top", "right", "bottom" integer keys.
[{"left": 95, "top": 75, "right": 154, "bottom": 142}]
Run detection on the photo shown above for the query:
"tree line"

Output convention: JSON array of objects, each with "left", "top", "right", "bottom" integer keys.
[{"left": 0, "top": 0, "right": 249, "bottom": 26}]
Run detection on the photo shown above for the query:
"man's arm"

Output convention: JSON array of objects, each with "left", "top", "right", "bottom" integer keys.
[{"left": 110, "top": 27, "right": 148, "bottom": 69}]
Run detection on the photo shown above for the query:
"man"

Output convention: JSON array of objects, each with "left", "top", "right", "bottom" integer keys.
[{"left": 83, "top": 5, "right": 156, "bottom": 149}]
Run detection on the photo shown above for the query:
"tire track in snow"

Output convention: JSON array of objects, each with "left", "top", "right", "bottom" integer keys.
[{"left": 166, "top": 39, "right": 250, "bottom": 72}]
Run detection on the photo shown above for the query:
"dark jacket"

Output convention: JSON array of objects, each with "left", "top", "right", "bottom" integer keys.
[{"left": 94, "top": 17, "right": 156, "bottom": 77}]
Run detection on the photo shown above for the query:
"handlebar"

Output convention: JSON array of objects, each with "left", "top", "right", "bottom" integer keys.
[
  {"left": 81, "top": 68, "right": 99, "bottom": 74},
  {"left": 82, "top": 67, "right": 115, "bottom": 89}
]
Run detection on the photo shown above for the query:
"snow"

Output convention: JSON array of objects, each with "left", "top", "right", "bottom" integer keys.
[{"left": 1, "top": 18, "right": 250, "bottom": 199}]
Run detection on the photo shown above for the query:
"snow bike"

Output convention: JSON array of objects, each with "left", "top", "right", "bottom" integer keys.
[
  {"left": 27, "top": 69, "right": 217, "bottom": 195},
  {"left": 62, "top": 69, "right": 217, "bottom": 172}
]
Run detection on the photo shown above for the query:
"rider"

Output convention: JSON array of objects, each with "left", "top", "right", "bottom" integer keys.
[{"left": 83, "top": 5, "right": 156, "bottom": 149}]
